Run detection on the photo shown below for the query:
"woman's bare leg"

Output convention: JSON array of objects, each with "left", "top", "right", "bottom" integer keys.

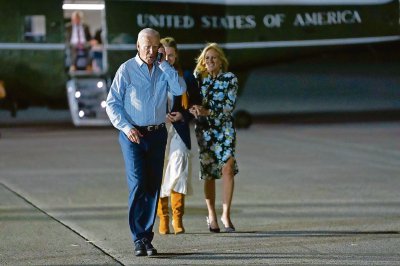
[
  {"left": 204, "top": 179, "right": 219, "bottom": 229},
  {"left": 221, "top": 157, "right": 235, "bottom": 227}
]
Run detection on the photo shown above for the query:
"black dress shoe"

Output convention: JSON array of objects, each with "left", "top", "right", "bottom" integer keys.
[
  {"left": 206, "top": 217, "right": 220, "bottom": 233},
  {"left": 134, "top": 240, "right": 146, "bottom": 256},
  {"left": 141, "top": 238, "right": 157, "bottom": 256}
]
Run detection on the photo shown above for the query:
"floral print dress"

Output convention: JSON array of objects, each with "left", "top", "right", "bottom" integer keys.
[{"left": 194, "top": 71, "right": 239, "bottom": 180}]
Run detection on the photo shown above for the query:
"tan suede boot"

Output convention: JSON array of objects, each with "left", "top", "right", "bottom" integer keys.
[
  {"left": 171, "top": 191, "right": 185, "bottom": 234},
  {"left": 157, "top": 197, "right": 170, "bottom": 234}
]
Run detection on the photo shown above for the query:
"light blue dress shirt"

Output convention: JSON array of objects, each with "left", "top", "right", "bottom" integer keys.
[{"left": 106, "top": 54, "right": 186, "bottom": 135}]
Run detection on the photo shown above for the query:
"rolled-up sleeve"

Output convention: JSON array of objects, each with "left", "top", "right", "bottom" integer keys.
[
  {"left": 105, "top": 65, "right": 132, "bottom": 135},
  {"left": 159, "top": 61, "right": 186, "bottom": 96}
]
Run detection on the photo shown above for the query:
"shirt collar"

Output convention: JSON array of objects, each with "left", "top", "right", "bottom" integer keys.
[
  {"left": 135, "top": 54, "right": 153, "bottom": 68},
  {"left": 134, "top": 54, "right": 144, "bottom": 66},
  {"left": 208, "top": 70, "right": 223, "bottom": 80},
  {"left": 135, "top": 54, "right": 156, "bottom": 75}
]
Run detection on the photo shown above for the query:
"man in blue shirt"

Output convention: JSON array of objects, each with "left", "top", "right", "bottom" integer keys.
[{"left": 106, "top": 28, "right": 185, "bottom": 256}]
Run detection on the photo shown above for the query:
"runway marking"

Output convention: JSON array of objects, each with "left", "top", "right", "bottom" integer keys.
[{"left": 0, "top": 182, "right": 124, "bottom": 266}]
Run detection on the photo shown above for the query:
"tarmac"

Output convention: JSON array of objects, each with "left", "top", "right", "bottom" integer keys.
[{"left": 1, "top": 110, "right": 400, "bottom": 265}]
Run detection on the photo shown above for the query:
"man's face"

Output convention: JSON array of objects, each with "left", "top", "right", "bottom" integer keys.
[
  {"left": 72, "top": 14, "right": 81, "bottom": 25},
  {"left": 137, "top": 34, "right": 159, "bottom": 65}
]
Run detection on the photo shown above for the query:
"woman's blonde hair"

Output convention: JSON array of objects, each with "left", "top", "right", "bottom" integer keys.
[
  {"left": 160, "top": 36, "right": 182, "bottom": 76},
  {"left": 194, "top": 43, "right": 229, "bottom": 77},
  {"left": 160, "top": 36, "right": 188, "bottom": 109}
]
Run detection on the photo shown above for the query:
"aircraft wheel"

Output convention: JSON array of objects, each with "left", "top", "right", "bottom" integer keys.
[{"left": 234, "top": 110, "right": 252, "bottom": 129}]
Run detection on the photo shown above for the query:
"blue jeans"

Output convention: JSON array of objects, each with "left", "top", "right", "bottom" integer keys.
[{"left": 118, "top": 128, "right": 167, "bottom": 242}]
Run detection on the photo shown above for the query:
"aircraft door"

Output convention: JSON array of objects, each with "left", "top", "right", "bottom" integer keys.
[
  {"left": 63, "top": 1, "right": 110, "bottom": 126},
  {"left": 63, "top": 0, "right": 106, "bottom": 74}
]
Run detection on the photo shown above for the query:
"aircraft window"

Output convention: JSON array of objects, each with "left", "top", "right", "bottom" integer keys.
[{"left": 24, "top": 15, "right": 46, "bottom": 42}]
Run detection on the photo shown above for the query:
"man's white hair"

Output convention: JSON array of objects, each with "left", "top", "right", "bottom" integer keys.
[
  {"left": 72, "top": 10, "right": 84, "bottom": 20},
  {"left": 137, "top": 28, "right": 160, "bottom": 43}
]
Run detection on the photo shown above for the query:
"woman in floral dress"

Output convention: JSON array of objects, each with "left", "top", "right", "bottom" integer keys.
[{"left": 189, "top": 43, "right": 238, "bottom": 233}]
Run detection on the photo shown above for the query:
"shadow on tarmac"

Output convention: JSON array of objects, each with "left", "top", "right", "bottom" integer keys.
[{"left": 253, "top": 109, "right": 400, "bottom": 125}]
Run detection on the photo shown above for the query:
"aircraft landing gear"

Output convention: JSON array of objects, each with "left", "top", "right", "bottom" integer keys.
[{"left": 234, "top": 110, "right": 252, "bottom": 129}]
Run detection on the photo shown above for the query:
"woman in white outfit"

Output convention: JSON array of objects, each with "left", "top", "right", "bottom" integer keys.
[{"left": 157, "top": 37, "right": 193, "bottom": 234}]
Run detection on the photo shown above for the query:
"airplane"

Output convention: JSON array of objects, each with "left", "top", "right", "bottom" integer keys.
[{"left": 0, "top": 0, "right": 399, "bottom": 127}]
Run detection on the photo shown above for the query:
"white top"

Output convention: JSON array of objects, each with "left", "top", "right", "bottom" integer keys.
[{"left": 70, "top": 24, "right": 86, "bottom": 45}]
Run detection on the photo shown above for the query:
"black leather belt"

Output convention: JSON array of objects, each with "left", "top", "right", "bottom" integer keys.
[{"left": 135, "top": 123, "right": 165, "bottom": 133}]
